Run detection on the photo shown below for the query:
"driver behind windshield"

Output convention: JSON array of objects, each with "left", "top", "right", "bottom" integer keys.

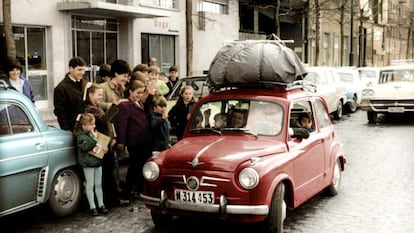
[{"left": 229, "top": 109, "right": 247, "bottom": 128}]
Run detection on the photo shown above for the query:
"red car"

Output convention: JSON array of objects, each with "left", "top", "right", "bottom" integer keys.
[{"left": 141, "top": 82, "right": 346, "bottom": 233}]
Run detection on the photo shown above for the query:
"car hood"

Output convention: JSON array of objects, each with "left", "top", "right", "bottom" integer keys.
[
  {"left": 159, "top": 135, "right": 286, "bottom": 172},
  {"left": 372, "top": 81, "right": 414, "bottom": 98}
]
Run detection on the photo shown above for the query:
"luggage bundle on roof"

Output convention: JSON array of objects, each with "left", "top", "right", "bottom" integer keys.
[{"left": 207, "top": 40, "right": 307, "bottom": 91}]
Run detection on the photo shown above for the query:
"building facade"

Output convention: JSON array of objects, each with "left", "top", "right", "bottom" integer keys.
[{"left": 0, "top": 0, "right": 239, "bottom": 115}]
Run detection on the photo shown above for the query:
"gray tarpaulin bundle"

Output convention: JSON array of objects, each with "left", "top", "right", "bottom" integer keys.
[{"left": 207, "top": 40, "right": 307, "bottom": 89}]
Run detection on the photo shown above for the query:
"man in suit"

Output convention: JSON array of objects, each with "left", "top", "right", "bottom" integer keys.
[{"left": 53, "top": 56, "right": 87, "bottom": 131}]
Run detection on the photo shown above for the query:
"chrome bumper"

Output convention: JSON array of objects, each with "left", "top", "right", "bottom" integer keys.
[{"left": 140, "top": 191, "right": 269, "bottom": 216}]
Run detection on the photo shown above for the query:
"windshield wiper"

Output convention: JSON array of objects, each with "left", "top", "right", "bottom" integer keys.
[
  {"left": 190, "top": 128, "right": 222, "bottom": 136},
  {"left": 221, "top": 128, "right": 258, "bottom": 138}
]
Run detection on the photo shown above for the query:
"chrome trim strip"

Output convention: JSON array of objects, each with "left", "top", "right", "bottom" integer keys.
[
  {"left": 0, "top": 147, "right": 75, "bottom": 163},
  {"left": 0, "top": 201, "right": 37, "bottom": 217},
  {"left": 165, "top": 174, "right": 231, "bottom": 187},
  {"left": 188, "top": 138, "right": 225, "bottom": 167}
]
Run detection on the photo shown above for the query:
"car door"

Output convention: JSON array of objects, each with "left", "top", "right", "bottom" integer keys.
[
  {"left": 0, "top": 102, "right": 48, "bottom": 215},
  {"left": 305, "top": 69, "right": 336, "bottom": 113},
  {"left": 288, "top": 100, "right": 326, "bottom": 204}
]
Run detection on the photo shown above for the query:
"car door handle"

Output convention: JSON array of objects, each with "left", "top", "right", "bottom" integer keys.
[{"left": 36, "top": 142, "right": 45, "bottom": 150}]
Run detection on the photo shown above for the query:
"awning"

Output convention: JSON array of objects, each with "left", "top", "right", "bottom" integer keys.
[{"left": 57, "top": 1, "right": 170, "bottom": 18}]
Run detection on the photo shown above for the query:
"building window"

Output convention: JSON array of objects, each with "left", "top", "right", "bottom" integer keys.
[
  {"left": 141, "top": 33, "right": 175, "bottom": 75},
  {"left": 140, "top": 0, "right": 177, "bottom": 9},
  {"left": 323, "top": 32, "right": 331, "bottom": 65},
  {"left": 0, "top": 25, "right": 47, "bottom": 102},
  {"left": 198, "top": 0, "right": 228, "bottom": 14},
  {"left": 239, "top": 3, "right": 254, "bottom": 32},
  {"left": 71, "top": 15, "right": 118, "bottom": 82}
]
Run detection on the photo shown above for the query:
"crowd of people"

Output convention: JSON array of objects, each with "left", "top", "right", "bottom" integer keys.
[
  {"left": 2, "top": 55, "right": 314, "bottom": 217},
  {"left": 52, "top": 56, "right": 194, "bottom": 216}
]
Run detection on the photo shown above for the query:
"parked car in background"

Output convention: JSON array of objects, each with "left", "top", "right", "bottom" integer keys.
[
  {"left": 166, "top": 75, "right": 208, "bottom": 112},
  {"left": 140, "top": 81, "right": 346, "bottom": 233},
  {"left": 359, "top": 65, "right": 414, "bottom": 123},
  {"left": 166, "top": 75, "right": 209, "bottom": 144},
  {"left": 0, "top": 80, "right": 82, "bottom": 217},
  {"left": 357, "top": 67, "right": 380, "bottom": 87},
  {"left": 336, "top": 68, "right": 364, "bottom": 113},
  {"left": 303, "top": 66, "right": 347, "bottom": 119}
]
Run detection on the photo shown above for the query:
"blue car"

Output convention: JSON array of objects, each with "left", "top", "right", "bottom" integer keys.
[
  {"left": 337, "top": 68, "right": 363, "bottom": 113},
  {"left": 0, "top": 80, "right": 82, "bottom": 217}
]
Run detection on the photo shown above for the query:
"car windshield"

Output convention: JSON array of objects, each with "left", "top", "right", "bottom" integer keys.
[
  {"left": 338, "top": 73, "right": 354, "bottom": 83},
  {"left": 379, "top": 69, "right": 414, "bottom": 84},
  {"left": 189, "top": 99, "right": 284, "bottom": 136}
]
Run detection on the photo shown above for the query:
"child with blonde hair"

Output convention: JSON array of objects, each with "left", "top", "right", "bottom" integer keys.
[{"left": 73, "top": 113, "right": 109, "bottom": 216}]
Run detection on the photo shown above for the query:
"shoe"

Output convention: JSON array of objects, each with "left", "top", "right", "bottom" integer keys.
[
  {"left": 130, "top": 191, "right": 141, "bottom": 198},
  {"left": 118, "top": 198, "right": 130, "bottom": 206},
  {"left": 90, "top": 208, "right": 98, "bottom": 216},
  {"left": 98, "top": 206, "right": 109, "bottom": 214}
]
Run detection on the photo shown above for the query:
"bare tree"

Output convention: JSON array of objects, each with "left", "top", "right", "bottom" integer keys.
[{"left": 3, "top": 0, "right": 16, "bottom": 59}]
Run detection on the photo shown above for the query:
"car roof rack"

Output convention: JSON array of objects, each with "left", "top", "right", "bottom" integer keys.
[{"left": 209, "top": 79, "right": 316, "bottom": 93}]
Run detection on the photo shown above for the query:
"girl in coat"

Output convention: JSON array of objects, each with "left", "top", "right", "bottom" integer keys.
[
  {"left": 168, "top": 85, "right": 196, "bottom": 141},
  {"left": 73, "top": 113, "right": 109, "bottom": 216}
]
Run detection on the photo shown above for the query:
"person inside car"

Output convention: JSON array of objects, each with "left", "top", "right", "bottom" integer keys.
[
  {"left": 229, "top": 109, "right": 247, "bottom": 128},
  {"left": 203, "top": 109, "right": 227, "bottom": 130},
  {"left": 298, "top": 112, "right": 314, "bottom": 132}
]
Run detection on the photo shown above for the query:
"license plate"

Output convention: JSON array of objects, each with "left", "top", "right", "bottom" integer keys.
[
  {"left": 388, "top": 107, "right": 405, "bottom": 113},
  {"left": 174, "top": 189, "right": 214, "bottom": 204}
]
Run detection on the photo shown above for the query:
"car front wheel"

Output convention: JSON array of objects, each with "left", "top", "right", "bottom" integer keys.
[
  {"left": 333, "top": 100, "right": 343, "bottom": 120},
  {"left": 260, "top": 183, "right": 286, "bottom": 233},
  {"left": 48, "top": 168, "right": 82, "bottom": 217},
  {"left": 348, "top": 96, "right": 358, "bottom": 113}
]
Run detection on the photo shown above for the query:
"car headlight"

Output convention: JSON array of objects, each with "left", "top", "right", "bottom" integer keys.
[
  {"left": 238, "top": 168, "right": 259, "bottom": 189},
  {"left": 362, "top": 89, "right": 375, "bottom": 96},
  {"left": 142, "top": 162, "right": 159, "bottom": 181}
]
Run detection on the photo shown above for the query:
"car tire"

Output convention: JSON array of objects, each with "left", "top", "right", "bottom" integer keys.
[
  {"left": 333, "top": 100, "right": 343, "bottom": 120},
  {"left": 367, "top": 111, "right": 377, "bottom": 124},
  {"left": 48, "top": 168, "right": 82, "bottom": 217},
  {"left": 151, "top": 211, "right": 173, "bottom": 228},
  {"left": 325, "top": 159, "right": 342, "bottom": 196},
  {"left": 348, "top": 96, "right": 358, "bottom": 113},
  {"left": 260, "top": 183, "right": 286, "bottom": 233}
]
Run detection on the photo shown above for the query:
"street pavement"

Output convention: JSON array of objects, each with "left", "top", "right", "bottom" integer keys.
[{"left": 1, "top": 110, "right": 414, "bottom": 233}]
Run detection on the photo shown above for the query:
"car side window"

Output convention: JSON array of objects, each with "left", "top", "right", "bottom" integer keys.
[
  {"left": 289, "top": 101, "right": 314, "bottom": 131},
  {"left": 315, "top": 100, "right": 330, "bottom": 129},
  {"left": 0, "top": 103, "right": 11, "bottom": 136},
  {"left": 0, "top": 103, "right": 34, "bottom": 135}
]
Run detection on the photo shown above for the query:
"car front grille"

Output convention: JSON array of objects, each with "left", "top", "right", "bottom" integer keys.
[
  {"left": 369, "top": 99, "right": 414, "bottom": 111},
  {"left": 164, "top": 174, "right": 231, "bottom": 188}
]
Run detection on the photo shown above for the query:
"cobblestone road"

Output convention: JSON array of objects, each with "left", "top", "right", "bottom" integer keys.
[{"left": 1, "top": 110, "right": 414, "bottom": 233}]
